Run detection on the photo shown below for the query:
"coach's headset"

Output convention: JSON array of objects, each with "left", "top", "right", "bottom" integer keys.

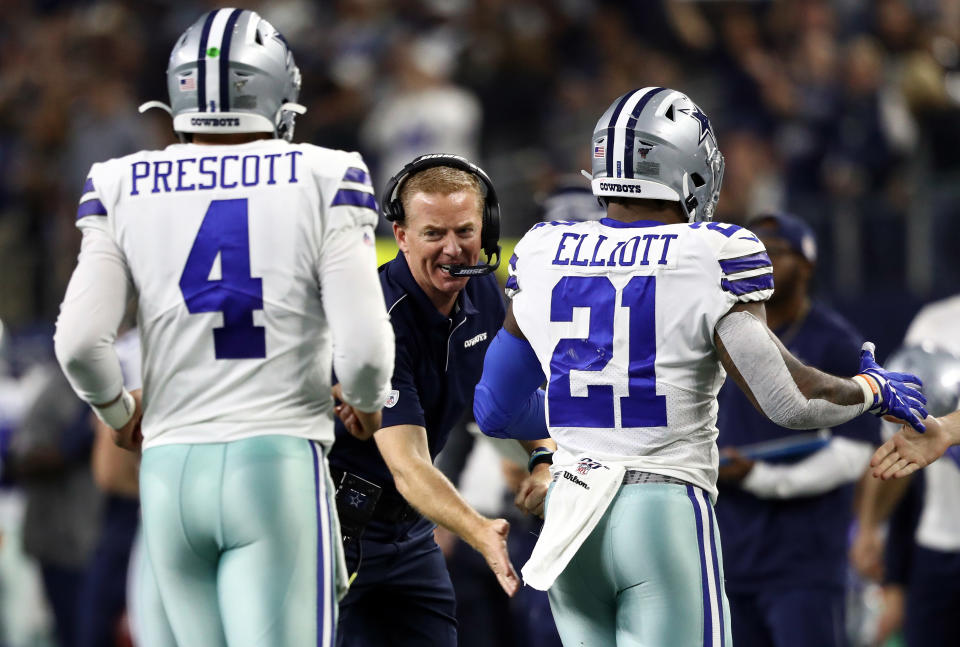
[{"left": 382, "top": 153, "right": 501, "bottom": 277}]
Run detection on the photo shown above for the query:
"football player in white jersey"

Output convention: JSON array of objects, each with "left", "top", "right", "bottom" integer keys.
[
  {"left": 53, "top": 9, "right": 394, "bottom": 647},
  {"left": 472, "top": 87, "right": 928, "bottom": 647}
]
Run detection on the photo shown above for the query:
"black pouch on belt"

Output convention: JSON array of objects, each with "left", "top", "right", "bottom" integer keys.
[{"left": 334, "top": 471, "right": 382, "bottom": 542}]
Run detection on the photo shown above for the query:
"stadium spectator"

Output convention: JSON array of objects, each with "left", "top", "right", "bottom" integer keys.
[
  {"left": 53, "top": 9, "right": 395, "bottom": 647},
  {"left": 473, "top": 86, "right": 925, "bottom": 647},
  {"left": 360, "top": 34, "right": 481, "bottom": 198},
  {"left": 713, "top": 212, "right": 880, "bottom": 647},
  {"left": 327, "top": 154, "right": 554, "bottom": 647}
]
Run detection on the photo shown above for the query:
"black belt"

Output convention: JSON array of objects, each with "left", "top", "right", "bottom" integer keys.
[{"left": 329, "top": 466, "right": 420, "bottom": 527}]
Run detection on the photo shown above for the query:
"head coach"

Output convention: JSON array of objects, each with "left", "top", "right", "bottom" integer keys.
[{"left": 327, "top": 153, "right": 556, "bottom": 647}]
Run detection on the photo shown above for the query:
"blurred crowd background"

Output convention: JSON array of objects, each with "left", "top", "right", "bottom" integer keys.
[{"left": 0, "top": 0, "right": 959, "bottom": 646}]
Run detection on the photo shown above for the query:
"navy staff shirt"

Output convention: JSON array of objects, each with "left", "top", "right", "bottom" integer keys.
[{"left": 328, "top": 251, "right": 506, "bottom": 499}]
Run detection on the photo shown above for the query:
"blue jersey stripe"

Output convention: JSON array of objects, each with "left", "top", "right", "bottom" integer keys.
[
  {"left": 624, "top": 87, "right": 666, "bottom": 179},
  {"left": 218, "top": 9, "right": 243, "bottom": 112},
  {"left": 331, "top": 189, "right": 377, "bottom": 210},
  {"left": 77, "top": 199, "right": 107, "bottom": 219},
  {"left": 605, "top": 90, "right": 640, "bottom": 178},
  {"left": 82, "top": 178, "right": 95, "bottom": 194},
  {"left": 721, "top": 273, "right": 774, "bottom": 296},
  {"left": 196, "top": 11, "right": 218, "bottom": 112},
  {"left": 718, "top": 252, "right": 771, "bottom": 275},
  {"left": 342, "top": 167, "right": 370, "bottom": 185},
  {"left": 508, "top": 253, "right": 518, "bottom": 271},
  {"left": 505, "top": 276, "right": 518, "bottom": 291}
]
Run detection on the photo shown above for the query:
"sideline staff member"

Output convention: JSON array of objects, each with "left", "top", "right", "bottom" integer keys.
[{"left": 329, "top": 154, "right": 554, "bottom": 647}]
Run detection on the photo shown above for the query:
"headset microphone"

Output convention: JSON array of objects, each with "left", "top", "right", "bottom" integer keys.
[{"left": 440, "top": 248, "right": 502, "bottom": 277}]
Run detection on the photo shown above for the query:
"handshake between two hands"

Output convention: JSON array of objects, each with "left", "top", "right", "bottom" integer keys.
[{"left": 856, "top": 342, "right": 956, "bottom": 480}]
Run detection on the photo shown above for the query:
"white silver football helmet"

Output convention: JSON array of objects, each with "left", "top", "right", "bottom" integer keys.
[
  {"left": 586, "top": 87, "right": 724, "bottom": 222},
  {"left": 140, "top": 8, "right": 305, "bottom": 141},
  {"left": 886, "top": 345, "right": 960, "bottom": 417}
]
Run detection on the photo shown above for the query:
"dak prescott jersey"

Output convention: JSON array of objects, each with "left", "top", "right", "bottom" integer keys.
[
  {"left": 76, "top": 140, "right": 381, "bottom": 448},
  {"left": 508, "top": 217, "right": 773, "bottom": 497}
]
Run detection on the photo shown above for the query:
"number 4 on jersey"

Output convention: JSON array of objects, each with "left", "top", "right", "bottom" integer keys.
[{"left": 179, "top": 198, "right": 266, "bottom": 359}]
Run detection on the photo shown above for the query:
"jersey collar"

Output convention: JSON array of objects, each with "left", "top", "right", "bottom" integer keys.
[
  {"left": 387, "top": 252, "right": 477, "bottom": 324},
  {"left": 599, "top": 217, "right": 664, "bottom": 229}
]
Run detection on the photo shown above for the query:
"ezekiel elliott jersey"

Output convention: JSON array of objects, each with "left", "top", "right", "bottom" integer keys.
[{"left": 507, "top": 217, "right": 773, "bottom": 498}]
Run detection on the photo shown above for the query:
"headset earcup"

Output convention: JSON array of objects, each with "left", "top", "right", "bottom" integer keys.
[{"left": 483, "top": 204, "right": 500, "bottom": 256}]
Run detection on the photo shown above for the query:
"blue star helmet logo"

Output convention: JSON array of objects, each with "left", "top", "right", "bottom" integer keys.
[{"left": 679, "top": 106, "right": 713, "bottom": 143}]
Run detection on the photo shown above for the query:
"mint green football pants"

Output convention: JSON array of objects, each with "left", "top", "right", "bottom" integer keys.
[
  {"left": 139, "top": 435, "right": 339, "bottom": 647},
  {"left": 546, "top": 482, "right": 732, "bottom": 647}
]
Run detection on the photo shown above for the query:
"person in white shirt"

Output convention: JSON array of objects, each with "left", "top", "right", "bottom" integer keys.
[{"left": 53, "top": 9, "right": 394, "bottom": 647}]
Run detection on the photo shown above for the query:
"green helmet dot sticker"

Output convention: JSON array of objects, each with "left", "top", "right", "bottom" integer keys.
[{"left": 207, "top": 47, "right": 220, "bottom": 58}]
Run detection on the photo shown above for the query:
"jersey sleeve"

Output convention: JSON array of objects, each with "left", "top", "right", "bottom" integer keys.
[
  {"left": 319, "top": 207, "right": 395, "bottom": 413},
  {"left": 505, "top": 226, "right": 541, "bottom": 300},
  {"left": 715, "top": 226, "right": 774, "bottom": 303},
  {"left": 76, "top": 166, "right": 110, "bottom": 225},
  {"left": 325, "top": 152, "right": 379, "bottom": 232}
]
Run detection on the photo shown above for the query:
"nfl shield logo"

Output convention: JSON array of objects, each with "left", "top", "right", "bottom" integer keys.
[{"left": 384, "top": 390, "right": 400, "bottom": 409}]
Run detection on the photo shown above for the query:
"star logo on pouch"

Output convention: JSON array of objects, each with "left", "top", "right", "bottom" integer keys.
[{"left": 347, "top": 490, "right": 367, "bottom": 508}]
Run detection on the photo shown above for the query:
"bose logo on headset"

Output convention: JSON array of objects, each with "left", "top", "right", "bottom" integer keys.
[{"left": 381, "top": 153, "right": 502, "bottom": 277}]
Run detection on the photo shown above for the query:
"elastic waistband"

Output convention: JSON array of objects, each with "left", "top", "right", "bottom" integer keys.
[{"left": 622, "top": 470, "right": 690, "bottom": 486}]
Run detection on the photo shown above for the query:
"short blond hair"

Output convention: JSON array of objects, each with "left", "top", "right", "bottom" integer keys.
[{"left": 398, "top": 166, "right": 485, "bottom": 224}]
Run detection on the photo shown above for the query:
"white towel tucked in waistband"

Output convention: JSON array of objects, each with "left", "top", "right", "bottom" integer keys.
[{"left": 521, "top": 456, "right": 625, "bottom": 591}]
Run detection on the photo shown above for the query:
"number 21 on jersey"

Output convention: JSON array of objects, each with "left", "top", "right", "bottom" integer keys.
[
  {"left": 548, "top": 275, "right": 667, "bottom": 428},
  {"left": 179, "top": 198, "right": 266, "bottom": 360}
]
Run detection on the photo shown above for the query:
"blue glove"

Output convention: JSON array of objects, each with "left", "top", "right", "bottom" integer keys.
[{"left": 857, "top": 342, "right": 929, "bottom": 432}]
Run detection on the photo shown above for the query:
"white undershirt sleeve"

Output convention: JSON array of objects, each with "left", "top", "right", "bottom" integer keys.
[
  {"left": 319, "top": 224, "right": 394, "bottom": 413},
  {"left": 54, "top": 221, "right": 131, "bottom": 405},
  {"left": 716, "top": 310, "right": 871, "bottom": 429},
  {"left": 741, "top": 437, "right": 874, "bottom": 498}
]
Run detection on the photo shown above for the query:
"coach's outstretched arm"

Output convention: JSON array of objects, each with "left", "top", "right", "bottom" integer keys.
[{"left": 716, "top": 302, "right": 928, "bottom": 432}]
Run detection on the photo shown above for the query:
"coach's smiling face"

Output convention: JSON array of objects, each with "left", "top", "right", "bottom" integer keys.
[{"left": 395, "top": 189, "right": 482, "bottom": 316}]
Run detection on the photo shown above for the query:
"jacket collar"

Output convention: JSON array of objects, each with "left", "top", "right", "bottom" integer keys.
[{"left": 387, "top": 252, "right": 478, "bottom": 325}]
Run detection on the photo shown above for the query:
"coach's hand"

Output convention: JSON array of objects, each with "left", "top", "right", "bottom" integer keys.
[
  {"left": 112, "top": 389, "right": 143, "bottom": 453},
  {"left": 332, "top": 383, "right": 382, "bottom": 440},
  {"left": 477, "top": 518, "right": 520, "bottom": 597},
  {"left": 857, "top": 342, "right": 928, "bottom": 432}
]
